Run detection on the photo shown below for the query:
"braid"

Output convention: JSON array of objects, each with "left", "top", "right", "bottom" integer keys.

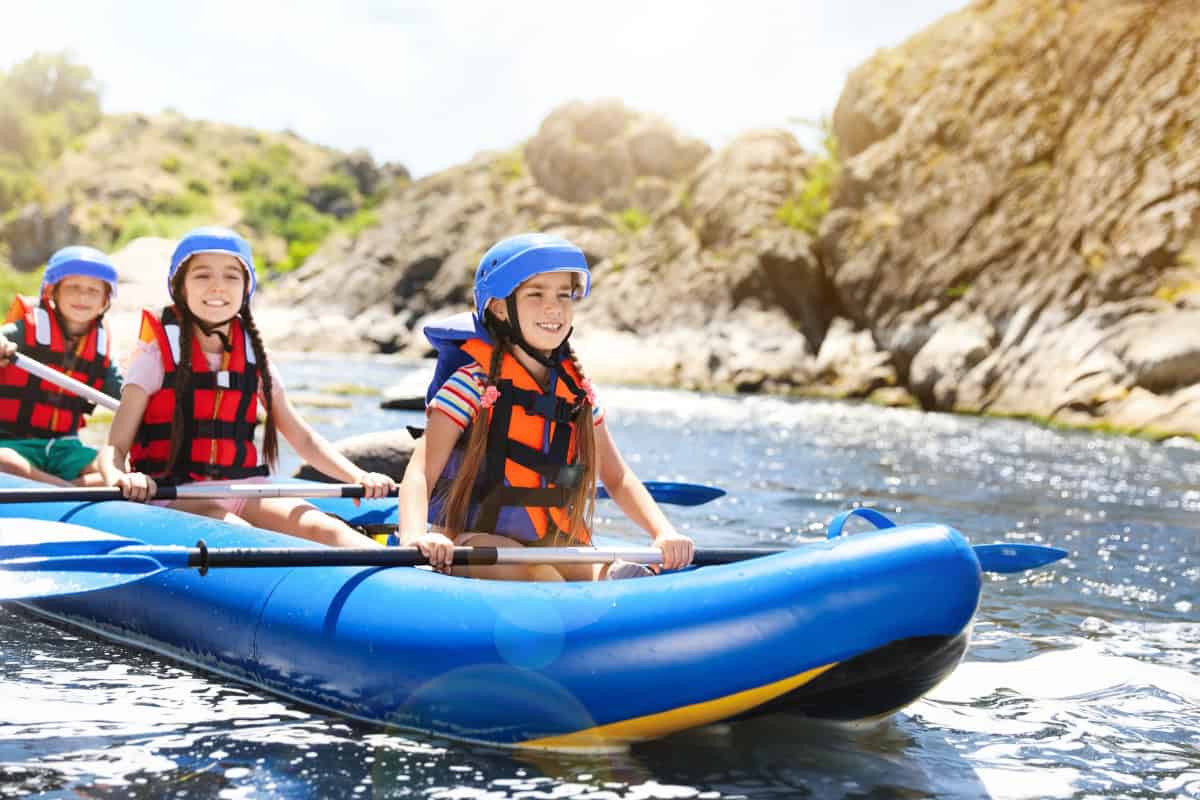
[
  {"left": 563, "top": 343, "right": 597, "bottom": 544},
  {"left": 240, "top": 304, "right": 278, "bottom": 469},
  {"left": 165, "top": 303, "right": 195, "bottom": 476},
  {"left": 437, "top": 323, "right": 507, "bottom": 538}
]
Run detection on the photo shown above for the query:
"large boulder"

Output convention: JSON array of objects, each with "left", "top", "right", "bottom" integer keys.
[
  {"left": 524, "top": 99, "right": 710, "bottom": 209},
  {"left": 294, "top": 428, "right": 418, "bottom": 482},
  {"left": 821, "top": 0, "right": 1200, "bottom": 434}
]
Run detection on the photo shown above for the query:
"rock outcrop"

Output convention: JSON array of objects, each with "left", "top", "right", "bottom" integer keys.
[
  {"left": 268, "top": 103, "right": 896, "bottom": 399},
  {"left": 260, "top": 0, "right": 1200, "bottom": 438},
  {"left": 825, "top": 0, "right": 1199, "bottom": 434}
]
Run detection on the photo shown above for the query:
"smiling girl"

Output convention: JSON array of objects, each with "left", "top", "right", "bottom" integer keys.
[
  {"left": 398, "top": 233, "right": 694, "bottom": 580},
  {"left": 99, "top": 226, "right": 393, "bottom": 546}
]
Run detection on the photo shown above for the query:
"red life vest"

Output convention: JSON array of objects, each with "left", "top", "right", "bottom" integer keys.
[
  {"left": 129, "top": 306, "right": 269, "bottom": 483},
  {"left": 0, "top": 295, "right": 110, "bottom": 438},
  {"left": 436, "top": 336, "right": 592, "bottom": 544}
]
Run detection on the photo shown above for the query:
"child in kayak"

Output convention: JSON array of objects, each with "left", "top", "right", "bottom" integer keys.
[
  {"left": 99, "top": 226, "right": 393, "bottom": 546},
  {"left": 0, "top": 246, "right": 122, "bottom": 486},
  {"left": 398, "top": 232, "right": 694, "bottom": 580}
]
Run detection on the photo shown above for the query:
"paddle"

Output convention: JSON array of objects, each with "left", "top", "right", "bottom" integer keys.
[
  {"left": 11, "top": 353, "right": 120, "bottom": 411},
  {"left": 0, "top": 480, "right": 726, "bottom": 507},
  {"left": 0, "top": 519, "right": 1067, "bottom": 601}
]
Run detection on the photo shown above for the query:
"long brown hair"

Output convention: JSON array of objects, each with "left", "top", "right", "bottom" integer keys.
[
  {"left": 164, "top": 260, "right": 278, "bottom": 474},
  {"left": 437, "top": 300, "right": 597, "bottom": 543}
]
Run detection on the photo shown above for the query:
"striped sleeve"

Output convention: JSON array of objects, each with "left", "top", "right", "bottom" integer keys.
[
  {"left": 428, "top": 364, "right": 607, "bottom": 430},
  {"left": 428, "top": 364, "right": 488, "bottom": 430}
]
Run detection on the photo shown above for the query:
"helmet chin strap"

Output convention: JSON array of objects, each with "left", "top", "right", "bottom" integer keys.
[{"left": 187, "top": 299, "right": 241, "bottom": 350}]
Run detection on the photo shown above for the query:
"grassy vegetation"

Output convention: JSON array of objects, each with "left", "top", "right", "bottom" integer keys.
[
  {"left": 0, "top": 53, "right": 102, "bottom": 216},
  {"left": 777, "top": 119, "right": 840, "bottom": 235},
  {"left": 0, "top": 51, "right": 393, "bottom": 277},
  {"left": 614, "top": 207, "right": 650, "bottom": 234}
]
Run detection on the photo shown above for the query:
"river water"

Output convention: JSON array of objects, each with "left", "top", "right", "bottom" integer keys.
[{"left": 0, "top": 354, "right": 1197, "bottom": 799}]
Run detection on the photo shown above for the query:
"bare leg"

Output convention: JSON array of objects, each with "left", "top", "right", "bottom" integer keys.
[
  {"left": 165, "top": 498, "right": 250, "bottom": 525},
  {"left": 73, "top": 459, "right": 108, "bottom": 486},
  {"left": 0, "top": 447, "right": 72, "bottom": 486},
  {"left": 453, "top": 533, "right": 564, "bottom": 582},
  {"left": 240, "top": 497, "right": 376, "bottom": 547}
]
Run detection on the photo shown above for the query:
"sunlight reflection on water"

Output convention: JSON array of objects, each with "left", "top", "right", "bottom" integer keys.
[{"left": 0, "top": 355, "right": 1196, "bottom": 798}]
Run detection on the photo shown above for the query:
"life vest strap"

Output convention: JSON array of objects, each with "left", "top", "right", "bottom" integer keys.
[
  {"left": 505, "top": 384, "right": 580, "bottom": 424},
  {"left": 137, "top": 418, "right": 260, "bottom": 444},
  {"left": 167, "top": 369, "right": 259, "bottom": 393}
]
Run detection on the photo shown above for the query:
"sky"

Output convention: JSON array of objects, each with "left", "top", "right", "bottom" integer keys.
[{"left": 0, "top": 1, "right": 967, "bottom": 177}]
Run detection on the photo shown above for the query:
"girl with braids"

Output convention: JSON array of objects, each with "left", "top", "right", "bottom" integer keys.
[
  {"left": 99, "top": 227, "right": 393, "bottom": 546},
  {"left": 398, "top": 233, "right": 694, "bottom": 580}
]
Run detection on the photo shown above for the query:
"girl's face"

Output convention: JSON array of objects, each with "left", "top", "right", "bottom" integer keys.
[
  {"left": 53, "top": 276, "right": 109, "bottom": 332},
  {"left": 181, "top": 253, "right": 247, "bottom": 327},
  {"left": 490, "top": 272, "right": 579, "bottom": 353}
]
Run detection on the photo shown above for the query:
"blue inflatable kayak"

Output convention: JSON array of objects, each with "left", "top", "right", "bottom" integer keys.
[{"left": 0, "top": 475, "right": 981, "bottom": 750}]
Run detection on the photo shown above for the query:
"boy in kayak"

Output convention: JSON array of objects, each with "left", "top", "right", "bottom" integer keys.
[
  {"left": 0, "top": 246, "right": 123, "bottom": 486},
  {"left": 99, "top": 226, "right": 394, "bottom": 546},
  {"left": 398, "top": 232, "right": 695, "bottom": 580}
]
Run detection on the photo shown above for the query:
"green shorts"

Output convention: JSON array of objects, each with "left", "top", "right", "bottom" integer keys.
[{"left": 0, "top": 436, "right": 99, "bottom": 481}]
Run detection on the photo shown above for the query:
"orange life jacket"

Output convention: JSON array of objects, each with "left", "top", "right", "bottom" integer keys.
[
  {"left": 436, "top": 336, "right": 591, "bottom": 544},
  {"left": 0, "top": 295, "right": 110, "bottom": 438},
  {"left": 129, "top": 306, "right": 269, "bottom": 483}
]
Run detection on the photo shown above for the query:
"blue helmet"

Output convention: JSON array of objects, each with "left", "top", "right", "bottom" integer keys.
[
  {"left": 473, "top": 233, "right": 590, "bottom": 321},
  {"left": 41, "top": 246, "right": 119, "bottom": 299},
  {"left": 168, "top": 226, "right": 256, "bottom": 301}
]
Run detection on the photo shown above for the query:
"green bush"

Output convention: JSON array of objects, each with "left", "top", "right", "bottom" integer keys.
[
  {"left": 148, "top": 189, "right": 211, "bottom": 217},
  {"left": 229, "top": 160, "right": 274, "bottom": 192},
  {"left": 5, "top": 52, "right": 100, "bottom": 117},
  {"left": 111, "top": 205, "right": 209, "bottom": 249},
  {"left": 159, "top": 154, "right": 181, "bottom": 173},
  {"left": 0, "top": 52, "right": 102, "bottom": 213},
  {"left": 776, "top": 120, "right": 840, "bottom": 235},
  {"left": 185, "top": 177, "right": 209, "bottom": 195},
  {"left": 614, "top": 207, "right": 650, "bottom": 234},
  {"left": 344, "top": 207, "right": 378, "bottom": 236}
]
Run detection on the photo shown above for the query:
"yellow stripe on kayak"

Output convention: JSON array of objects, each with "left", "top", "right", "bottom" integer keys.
[{"left": 520, "top": 661, "right": 838, "bottom": 750}]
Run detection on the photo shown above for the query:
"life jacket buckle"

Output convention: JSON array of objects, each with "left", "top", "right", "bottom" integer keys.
[{"left": 555, "top": 464, "right": 583, "bottom": 489}]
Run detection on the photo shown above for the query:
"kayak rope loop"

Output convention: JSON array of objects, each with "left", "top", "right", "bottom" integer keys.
[
  {"left": 194, "top": 539, "right": 209, "bottom": 575},
  {"left": 826, "top": 508, "right": 897, "bottom": 540}
]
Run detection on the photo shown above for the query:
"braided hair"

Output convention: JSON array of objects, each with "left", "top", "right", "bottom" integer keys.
[
  {"left": 437, "top": 273, "right": 597, "bottom": 543},
  {"left": 164, "top": 261, "right": 277, "bottom": 475}
]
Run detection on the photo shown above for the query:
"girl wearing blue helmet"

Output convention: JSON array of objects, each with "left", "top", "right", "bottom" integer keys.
[
  {"left": 397, "top": 233, "right": 694, "bottom": 580},
  {"left": 98, "top": 226, "right": 394, "bottom": 546},
  {"left": 0, "top": 246, "right": 122, "bottom": 485}
]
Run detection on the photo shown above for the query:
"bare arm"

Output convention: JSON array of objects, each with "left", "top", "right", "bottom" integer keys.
[
  {"left": 99, "top": 383, "right": 157, "bottom": 501},
  {"left": 398, "top": 411, "right": 463, "bottom": 570},
  {"left": 272, "top": 385, "right": 394, "bottom": 496},
  {"left": 595, "top": 419, "right": 694, "bottom": 569}
]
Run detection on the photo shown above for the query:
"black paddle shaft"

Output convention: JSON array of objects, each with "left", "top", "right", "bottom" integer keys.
[
  {"left": 189, "top": 544, "right": 494, "bottom": 571},
  {"left": 184, "top": 544, "right": 781, "bottom": 571},
  {"left": 0, "top": 486, "right": 397, "bottom": 503}
]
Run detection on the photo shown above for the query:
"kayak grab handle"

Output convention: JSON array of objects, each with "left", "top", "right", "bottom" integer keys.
[{"left": 826, "top": 508, "right": 897, "bottom": 540}]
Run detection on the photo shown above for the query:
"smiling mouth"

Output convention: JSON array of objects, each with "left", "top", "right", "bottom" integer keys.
[{"left": 536, "top": 322, "right": 563, "bottom": 332}]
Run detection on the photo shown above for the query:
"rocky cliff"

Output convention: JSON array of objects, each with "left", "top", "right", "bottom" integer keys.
[
  {"left": 826, "top": 0, "right": 1199, "bottom": 435},
  {"left": 255, "top": 0, "right": 1200, "bottom": 438}
]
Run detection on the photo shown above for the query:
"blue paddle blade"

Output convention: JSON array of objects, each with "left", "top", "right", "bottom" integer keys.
[
  {"left": 0, "top": 518, "right": 142, "bottom": 559},
  {"left": 598, "top": 481, "right": 726, "bottom": 507},
  {"left": 0, "top": 553, "right": 166, "bottom": 600},
  {"left": 973, "top": 543, "right": 1068, "bottom": 574}
]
